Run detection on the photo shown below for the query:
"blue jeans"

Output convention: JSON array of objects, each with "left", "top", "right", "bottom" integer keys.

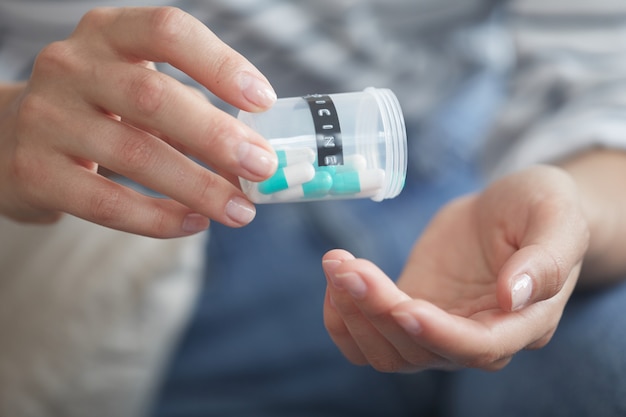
[
  {"left": 444, "top": 282, "right": 626, "bottom": 417},
  {"left": 151, "top": 70, "right": 626, "bottom": 416}
]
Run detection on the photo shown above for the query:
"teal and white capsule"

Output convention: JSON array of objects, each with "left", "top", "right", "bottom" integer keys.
[
  {"left": 330, "top": 168, "right": 385, "bottom": 195},
  {"left": 257, "top": 162, "right": 316, "bottom": 194},
  {"left": 276, "top": 148, "right": 316, "bottom": 167},
  {"left": 272, "top": 171, "right": 333, "bottom": 201}
]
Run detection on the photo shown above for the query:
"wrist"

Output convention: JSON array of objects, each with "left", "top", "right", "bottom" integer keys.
[{"left": 559, "top": 149, "right": 626, "bottom": 285}]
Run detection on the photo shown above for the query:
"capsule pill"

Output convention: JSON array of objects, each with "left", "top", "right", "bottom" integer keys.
[
  {"left": 272, "top": 170, "right": 333, "bottom": 201},
  {"left": 330, "top": 168, "right": 385, "bottom": 195},
  {"left": 257, "top": 162, "right": 316, "bottom": 194},
  {"left": 276, "top": 148, "right": 316, "bottom": 168}
]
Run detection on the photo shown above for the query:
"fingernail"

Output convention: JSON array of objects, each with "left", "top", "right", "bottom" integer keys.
[
  {"left": 239, "top": 72, "right": 277, "bottom": 108},
  {"left": 393, "top": 311, "right": 422, "bottom": 336},
  {"left": 182, "top": 213, "right": 210, "bottom": 234},
  {"left": 323, "top": 259, "right": 343, "bottom": 276},
  {"left": 225, "top": 196, "right": 256, "bottom": 226},
  {"left": 511, "top": 273, "right": 533, "bottom": 311},
  {"left": 323, "top": 259, "right": 343, "bottom": 288},
  {"left": 335, "top": 272, "right": 367, "bottom": 299},
  {"left": 237, "top": 141, "right": 278, "bottom": 178}
]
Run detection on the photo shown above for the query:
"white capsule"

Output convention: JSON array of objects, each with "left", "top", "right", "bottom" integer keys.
[
  {"left": 330, "top": 168, "right": 385, "bottom": 195},
  {"left": 338, "top": 154, "right": 368, "bottom": 172},
  {"left": 357, "top": 168, "right": 385, "bottom": 192},
  {"left": 276, "top": 147, "right": 316, "bottom": 167}
]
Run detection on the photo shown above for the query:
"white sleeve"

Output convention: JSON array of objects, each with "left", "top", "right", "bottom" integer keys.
[{"left": 484, "top": 0, "right": 626, "bottom": 177}]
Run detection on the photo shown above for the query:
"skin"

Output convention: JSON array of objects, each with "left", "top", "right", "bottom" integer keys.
[
  {"left": 322, "top": 150, "right": 626, "bottom": 373},
  {"left": 0, "top": 7, "right": 279, "bottom": 238},
  {"left": 3, "top": 5, "right": 626, "bottom": 376}
]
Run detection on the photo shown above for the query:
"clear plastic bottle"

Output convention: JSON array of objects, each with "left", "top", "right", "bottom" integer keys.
[{"left": 238, "top": 87, "right": 407, "bottom": 203}]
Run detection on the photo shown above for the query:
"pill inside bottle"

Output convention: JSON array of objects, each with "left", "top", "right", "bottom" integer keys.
[{"left": 238, "top": 87, "right": 407, "bottom": 204}]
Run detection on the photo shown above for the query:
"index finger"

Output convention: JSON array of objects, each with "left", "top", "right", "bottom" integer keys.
[{"left": 76, "top": 7, "right": 276, "bottom": 111}]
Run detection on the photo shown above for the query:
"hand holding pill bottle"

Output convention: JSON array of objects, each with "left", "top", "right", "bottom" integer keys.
[{"left": 238, "top": 88, "right": 407, "bottom": 203}]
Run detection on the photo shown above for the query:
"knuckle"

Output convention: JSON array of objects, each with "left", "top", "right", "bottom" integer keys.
[
  {"left": 149, "top": 7, "right": 192, "bottom": 49},
  {"left": 534, "top": 246, "right": 570, "bottom": 300},
  {"left": 197, "top": 118, "right": 253, "bottom": 172},
  {"left": 129, "top": 71, "right": 168, "bottom": 117},
  {"left": 146, "top": 206, "right": 170, "bottom": 237},
  {"left": 210, "top": 52, "right": 239, "bottom": 83},
  {"left": 547, "top": 251, "right": 567, "bottom": 292},
  {"left": 116, "top": 134, "right": 157, "bottom": 172},
  {"left": 169, "top": 165, "right": 221, "bottom": 213},
  {"left": 15, "top": 88, "right": 71, "bottom": 143},
  {"left": 33, "top": 41, "right": 80, "bottom": 77},
  {"left": 78, "top": 7, "right": 114, "bottom": 29},
  {"left": 192, "top": 170, "right": 220, "bottom": 206},
  {"left": 87, "top": 188, "right": 124, "bottom": 224},
  {"left": 202, "top": 116, "right": 236, "bottom": 150}
]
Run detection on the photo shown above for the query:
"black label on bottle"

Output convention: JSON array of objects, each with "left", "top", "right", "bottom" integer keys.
[{"left": 304, "top": 94, "right": 343, "bottom": 166}]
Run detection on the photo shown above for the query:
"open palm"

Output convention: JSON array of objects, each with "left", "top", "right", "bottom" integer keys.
[{"left": 322, "top": 166, "right": 589, "bottom": 372}]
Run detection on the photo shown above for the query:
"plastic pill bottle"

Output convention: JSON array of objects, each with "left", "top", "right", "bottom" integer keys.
[{"left": 238, "top": 87, "right": 407, "bottom": 203}]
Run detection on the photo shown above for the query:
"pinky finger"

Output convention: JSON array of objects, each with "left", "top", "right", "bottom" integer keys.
[{"left": 57, "top": 169, "right": 209, "bottom": 238}]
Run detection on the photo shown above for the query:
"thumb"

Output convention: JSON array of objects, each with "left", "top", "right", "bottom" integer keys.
[
  {"left": 497, "top": 242, "right": 585, "bottom": 311},
  {"left": 492, "top": 168, "right": 589, "bottom": 312}
]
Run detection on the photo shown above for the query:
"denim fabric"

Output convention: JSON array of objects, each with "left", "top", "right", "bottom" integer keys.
[
  {"left": 444, "top": 282, "right": 626, "bottom": 417},
  {"left": 151, "top": 67, "right": 626, "bottom": 416}
]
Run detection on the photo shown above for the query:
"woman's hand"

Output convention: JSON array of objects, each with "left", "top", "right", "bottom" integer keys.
[
  {"left": 0, "top": 7, "right": 278, "bottom": 238},
  {"left": 322, "top": 165, "right": 589, "bottom": 372}
]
